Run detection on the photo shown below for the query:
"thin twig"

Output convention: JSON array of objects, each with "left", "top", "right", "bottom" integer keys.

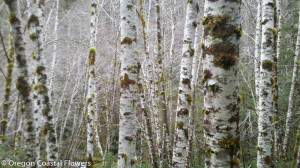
[
  {"left": 0, "top": 29, "right": 10, "bottom": 60},
  {"left": 0, "top": 66, "right": 7, "bottom": 78}
]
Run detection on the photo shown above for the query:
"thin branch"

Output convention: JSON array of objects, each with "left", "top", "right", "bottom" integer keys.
[
  {"left": 0, "top": 29, "right": 10, "bottom": 60},
  {"left": 0, "top": 66, "right": 7, "bottom": 78}
]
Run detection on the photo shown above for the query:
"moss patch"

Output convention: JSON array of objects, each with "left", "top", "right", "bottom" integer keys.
[
  {"left": 202, "top": 14, "right": 242, "bottom": 39},
  {"left": 218, "top": 136, "right": 237, "bottom": 149},
  {"left": 205, "top": 43, "right": 237, "bottom": 69},
  {"left": 29, "top": 33, "right": 38, "bottom": 40},
  {"left": 27, "top": 14, "right": 39, "bottom": 28},
  {"left": 88, "top": 47, "right": 96, "bottom": 67},
  {"left": 176, "top": 121, "right": 184, "bottom": 129},
  {"left": 120, "top": 37, "right": 133, "bottom": 45},
  {"left": 262, "top": 60, "right": 274, "bottom": 71},
  {"left": 185, "top": 94, "right": 192, "bottom": 105},
  {"left": 120, "top": 73, "right": 136, "bottom": 88}
]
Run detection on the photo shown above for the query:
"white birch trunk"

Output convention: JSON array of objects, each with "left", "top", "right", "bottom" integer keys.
[
  {"left": 118, "top": 0, "right": 138, "bottom": 167},
  {"left": 0, "top": 31, "right": 14, "bottom": 143},
  {"left": 283, "top": 11, "right": 300, "bottom": 155},
  {"left": 172, "top": 0, "right": 198, "bottom": 167},
  {"left": 185, "top": 10, "right": 200, "bottom": 167},
  {"left": 138, "top": 1, "right": 158, "bottom": 167},
  {"left": 273, "top": 0, "right": 282, "bottom": 160},
  {"left": 202, "top": 0, "right": 241, "bottom": 167},
  {"left": 86, "top": 0, "right": 98, "bottom": 166},
  {"left": 254, "top": 1, "right": 262, "bottom": 108},
  {"left": 4, "top": 0, "right": 38, "bottom": 164},
  {"left": 27, "top": 0, "right": 58, "bottom": 163},
  {"left": 49, "top": 0, "right": 59, "bottom": 99},
  {"left": 257, "top": 0, "right": 276, "bottom": 167}
]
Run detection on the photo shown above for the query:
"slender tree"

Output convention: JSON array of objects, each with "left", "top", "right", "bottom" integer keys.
[
  {"left": 273, "top": 0, "right": 282, "bottom": 159},
  {"left": 118, "top": 0, "right": 138, "bottom": 167},
  {"left": 0, "top": 31, "right": 14, "bottom": 143},
  {"left": 185, "top": 6, "right": 201, "bottom": 167},
  {"left": 86, "top": 0, "right": 98, "bottom": 166},
  {"left": 202, "top": 0, "right": 241, "bottom": 167},
  {"left": 254, "top": 0, "right": 262, "bottom": 107},
  {"left": 138, "top": 1, "right": 158, "bottom": 167},
  {"left": 4, "top": 0, "right": 38, "bottom": 164},
  {"left": 153, "top": 0, "right": 170, "bottom": 165},
  {"left": 172, "top": 0, "right": 198, "bottom": 167},
  {"left": 27, "top": 0, "right": 58, "bottom": 162},
  {"left": 283, "top": 10, "right": 300, "bottom": 156},
  {"left": 257, "top": 0, "right": 276, "bottom": 167}
]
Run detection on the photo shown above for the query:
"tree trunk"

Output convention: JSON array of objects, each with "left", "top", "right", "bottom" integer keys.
[
  {"left": 0, "top": 31, "right": 14, "bottom": 143},
  {"left": 86, "top": 0, "right": 98, "bottom": 166},
  {"left": 292, "top": 126, "right": 300, "bottom": 168},
  {"left": 202, "top": 0, "right": 241, "bottom": 167},
  {"left": 185, "top": 9, "right": 200, "bottom": 167},
  {"left": 273, "top": 0, "right": 282, "bottom": 160},
  {"left": 283, "top": 10, "right": 300, "bottom": 156},
  {"left": 27, "top": 0, "right": 59, "bottom": 162},
  {"left": 153, "top": 0, "right": 170, "bottom": 165},
  {"left": 257, "top": 0, "right": 276, "bottom": 167},
  {"left": 4, "top": 0, "right": 38, "bottom": 164},
  {"left": 172, "top": 0, "right": 198, "bottom": 167},
  {"left": 138, "top": 1, "right": 159, "bottom": 167},
  {"left": 49, "top": 0, "right": 59, "bottom": 99},
  {"left": 254, "top": 1, "right": 262, "bottom": 108},
  {"left": 118, "top": 0, "right": 138, "bottom": 167}
]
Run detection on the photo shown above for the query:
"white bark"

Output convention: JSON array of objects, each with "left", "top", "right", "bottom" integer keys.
[
  {"left": 49, "top": 0, "right": 59, "bottom": 99},
  {"left": 254, "top": 0, "right": 262, "bottom": 107},
  {"left": 172, "top": 0, "right": 198, "bottom": 167},
  {"left": 138, "top": 1, "right": 158, "bottom": 167},
  {"left": 4, "top": 0, "right": 38, "bottom": 164},
  {"left": 86, "top": 0, "right": 98, "bottom": 166},
  {"left": 202, "top": 0, "right": 241, "bottom": 167},
  {"left": 185, "top": 10, "right": 200, "bottom": 167},
  {"left": 283, "top": 10, "right": 300, "bottom": 155},
  {"left": 118, "top": 0, "right": 138, "bottom": 167},
  {"left": 257, "top": 0, "right": 276, "bottom": 167},
  {"left": 273, "top": 0, "right": 282, "bottom": 159},
  {"left": 0, "top": 31, "right": 14, "bottom": 143},
  {"left": 27, "top": 0, "right": 58, "bottom": 163}
]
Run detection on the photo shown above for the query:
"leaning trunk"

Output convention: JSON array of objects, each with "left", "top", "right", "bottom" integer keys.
[{"left": 283, "top": 10, "right": 300, "bottom": 156}]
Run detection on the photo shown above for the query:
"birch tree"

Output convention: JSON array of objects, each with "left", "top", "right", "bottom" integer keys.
[
  {"left": 0, "top": 31, "right": 14, "bottom": 143},
  {"left": 273, "top": 0, "right": 282, "bottom": 158},
  {"left": 138, "top": 1, "right": 158, "bottom": 167},
  {"left": 257, "top": 0, "right": 276, "bottom": 167},
  {"left": 86, "top": 0, "right": 98, "bottom": 166},
  {"left": 283, "top": 10, "right": 300, "bottom": 155},
  {"left": 172, "top": 0, "right": 198, "bottom": 167},
  {"left": 153, "top": 0, "right": 170, "bottom": 165},
  {"left": 185, "top": 7, "right": 201, "bottom": 167},
  {"left": 202, "top": 0, "right": 241, "bottom": 167},
  {"left": 118, "top": 0, "right": 138, "bottom": 167},
  {"left": 254, "top": 1, "right": 262, "bottom": 107},
  {"left": 26, "top": 0, "right": 58, "bottom": 162},
  {"left": 4, "top": 0, "right": 38, "bottom": 163}
]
